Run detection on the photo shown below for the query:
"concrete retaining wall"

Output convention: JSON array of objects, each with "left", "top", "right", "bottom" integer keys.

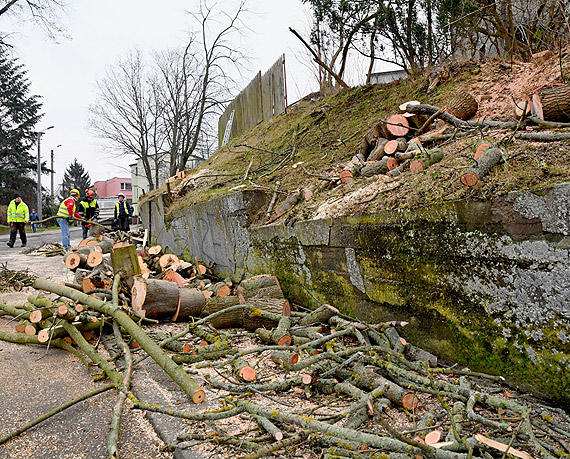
[{"left": 140, "top": 184, "right": 570, "bottom": 405}]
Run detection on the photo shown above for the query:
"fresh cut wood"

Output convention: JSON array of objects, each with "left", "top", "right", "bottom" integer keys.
[
  {"left": 531, "top": 84, "right": 570, "bottom": 121},
  {"left": 460, "top": 146, "right": 504, "bottom": 186},
  {"left": 131, "top": 277, "right": 180, "bottom": 320}
]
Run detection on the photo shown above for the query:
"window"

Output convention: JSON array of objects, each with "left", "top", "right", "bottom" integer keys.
[{"left": 120, "top": 182, "right": 132, "bottom": 191}]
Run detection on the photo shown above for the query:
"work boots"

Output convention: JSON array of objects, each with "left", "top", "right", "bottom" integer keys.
[{"left": 6, "top": 241, "right": 13, "bottom": 248}]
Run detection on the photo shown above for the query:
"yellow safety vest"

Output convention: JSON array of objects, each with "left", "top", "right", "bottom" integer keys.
[
  {"left": 7, "top": 200, "right": 29, "bottom": 223},
  {"left": 115, "top": 201, "right": 130, "bottom": 215},
  {"left": 57, "top": 198, "right": 76, "bottom": 220}
]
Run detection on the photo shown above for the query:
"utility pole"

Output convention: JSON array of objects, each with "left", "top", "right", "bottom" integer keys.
[
  {"left": 51, "top": 144, "right": 62, "bottom": 200},
  {"left": 36, "top": 126, "right": 54, "bottom": 220}
]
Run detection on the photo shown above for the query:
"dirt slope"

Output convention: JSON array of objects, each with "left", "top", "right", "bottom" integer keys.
[{"left": 157, "top": 51, "right": 570, "bottom": 225}]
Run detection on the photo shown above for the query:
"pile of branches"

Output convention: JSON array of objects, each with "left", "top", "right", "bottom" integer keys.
[
  {"left": 1, "top": 270, "right": 569, "bottom": 458},
  {"left": 0, "top": 264, "right": 36, "bottom": 292}
]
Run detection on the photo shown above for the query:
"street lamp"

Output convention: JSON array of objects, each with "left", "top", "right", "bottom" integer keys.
[
  {"left": 36, "top": 126, "right": 54, "bottom": 220},
  {"left": 51, "top": 144, "right": 62, "bottom": 200}
]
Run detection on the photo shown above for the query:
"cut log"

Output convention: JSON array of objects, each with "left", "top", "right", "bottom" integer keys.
[
  {"left": 202, "top": 296, "right": 244, "bottom": 329},
  {"left": 425, "top": 430, "right": 443, "bottom": 445},
  {"left": 339, "top": 170, "right": 353, "bottom": 184},
  {"left": 271, "top": 351, "right": 300, "bottom": 366},
  {"left": 131, "top": 277, "right": 180, "bottom": 320},
  {"left": 93, "top": 237, "right": 114, "bottom": 254},
  {"left": 86, "top": 250, "right": 104, "bottom": 268},
  {"left": 358, "top": 128, "right": 378, "bottom": 158},
  {"left": 474, "top": 140, "right": 492, "bottom": 159},
  {"left": 460, "top": 146, "right": 503, "bottom": 187},
  {"left": 531, "top": 84, "right": 570, "bottom": 122},
  {"left": 82, "top": 265, "right": 113, "bottom": 292},
  {"left": 361, "top": 156, "right": 390, "bottom": 177},
  {"left": 64, "top": 252, "right": 88, "bottom": 271},
  {"left": 367, "top": 138, "right": 388, "bottom": 162},
  {"left": 383, "top": 139, "right": 399, "bottom": 155},
  {"left": 387, "top": 158, "right": 411, "bottom": 177},
  {"left": 110, "top": 244, "right": 141, "bottom": 285},
  {"left": 384, "top": 114, "right": 410, "bottom": 138},
  {"left": 138, "top": 255, "right": 151, "bottom": 278},
  {"left": 273, "top": 190, "right": 302, "bottom": 218},
  {"left": 399, "top": 100, "right": 420, "bottom": 113},
  {"left": 147, "top": 245, "right": 163, "bottom": 256},
  {"left": 394, "top": 151, "right": 415, "bottom": 161},
  {"left": 386, "top": 157, "right": 399, "bottom": 170},
  {"left": 409, "top": 148, "right": 444, "bottom": 173},
  {"left": 162, "top": 269, "right": 188, "bottom": 287},
  {"left": 205, "top": 282, "right": 231, "bottom": 297},
  {"left": 159, "top": 253, "right": 180, "bottom": 270},
  {"left": 173, "top": 288, "right": 206, "bottom": 322},
  {"left": 24, "top": 324, "right": 37, "bottom": 336},
  {"left": 446, "top": 91, "right": 478, "bottom": 120},
  {"left": 297, "top": 304, "right": 338, "bottom": 327},
  {"left": 231, "top": 358, "right": 257, "bottom": 382}
]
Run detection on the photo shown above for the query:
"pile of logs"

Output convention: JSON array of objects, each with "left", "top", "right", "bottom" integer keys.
[
  {"left": 334, "top": 83, "right": 570, "bottom": 189},
  {"left": 343, "top": 92, "right": 479, "bottom": 182}
]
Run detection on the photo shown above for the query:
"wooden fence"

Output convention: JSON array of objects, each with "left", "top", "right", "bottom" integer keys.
[{"left": 218, "top": 54, "right": 287, "bottom": 148}]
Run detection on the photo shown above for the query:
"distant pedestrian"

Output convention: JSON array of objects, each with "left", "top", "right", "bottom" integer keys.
[
  {"left": 56, "top": 189, "right": 82, "bottom": 249},
  {"left": 78, "top": 189, "right": 100, "bottom": 239},
  {"left": 114, "top": 193, "right": 132, "bottom": 232},
  {"left": 29, "top": 209, "right": 40, "bottom": 233},
  {"left": 7, "top": 193, "right": 29, "bottom": 248}
]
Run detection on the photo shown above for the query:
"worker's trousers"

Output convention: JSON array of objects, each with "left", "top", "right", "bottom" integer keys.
[{"left": 57, "top": 218, "right": 71, "bottom": 249}]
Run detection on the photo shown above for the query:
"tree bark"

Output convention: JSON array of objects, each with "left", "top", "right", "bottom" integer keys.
[
  {"left": 446, "top": 91, "right": 478, "bottom": 120},
  {"left": 531, "top": 84, "right": 570, "bottom": 122},
  {"left": 460, "top": 147, "right": 503, "bottom": 186},
  {"left": 110, "top": 244, "right": 141, "bottom": 285},
  {"left": 131, "top": 277, "right": 180, "bottom": 320},
  {"left": 409, "top": 148, "right": 444, "bottom": 173}
]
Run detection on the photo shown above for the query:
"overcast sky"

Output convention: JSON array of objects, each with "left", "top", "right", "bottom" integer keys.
[{"left": 1, "top": 0, "right": 323, "bottom": 189}]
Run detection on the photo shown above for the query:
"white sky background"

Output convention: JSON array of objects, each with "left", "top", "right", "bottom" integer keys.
[{"left": 1, "top": 1, "right": 390, "bottom": 189}]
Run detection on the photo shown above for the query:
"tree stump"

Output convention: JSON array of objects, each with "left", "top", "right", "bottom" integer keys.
[
  {"left": 531, "top": 84, "right": 570, "bottom": 121},
  {"left": 446, "top": 91, "right": 478, "bottom": 120}
]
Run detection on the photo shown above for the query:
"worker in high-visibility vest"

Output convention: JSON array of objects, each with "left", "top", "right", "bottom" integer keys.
[
  {"left": 78, "top": 189, "right": 100, "bottom": 239},
  {"left": 6, "top": 193, "right": 29, "bottom": 248},
  {"left": 56, "top": 189, "right": 82, "bottom": 249},
  {"left": 114, "top": 192, "right": 132, "bottom": 231}
]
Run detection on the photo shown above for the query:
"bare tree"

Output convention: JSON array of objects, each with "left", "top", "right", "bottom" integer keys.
[
  {"left": 0, "top": 0, "right": 68, "bottom": 42},
  {"left": 89, "top": 49, "right": 162, "bottom": 190},
  {"left": 90, "top": 0, "right": 249, "bottom": 188},
  {"left": 172, "top": 0, "right": 249, "bottom": 173}
]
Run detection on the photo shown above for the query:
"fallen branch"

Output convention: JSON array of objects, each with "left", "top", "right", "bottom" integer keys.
[{"left": 33, "top": 277, "right": 206, "bottom": 404}]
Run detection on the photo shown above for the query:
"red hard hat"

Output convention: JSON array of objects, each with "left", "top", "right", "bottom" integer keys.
[{"left": 86, "top": 190, "right": 95, "bottom": 198}]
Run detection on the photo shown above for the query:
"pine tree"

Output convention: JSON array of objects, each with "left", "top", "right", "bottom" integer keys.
[
  {"left": 59, "top": 159, "right": 91, "bottom": 201},
  {"left": 0, "top": 49, "right": 43, "bottom": 204}
]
